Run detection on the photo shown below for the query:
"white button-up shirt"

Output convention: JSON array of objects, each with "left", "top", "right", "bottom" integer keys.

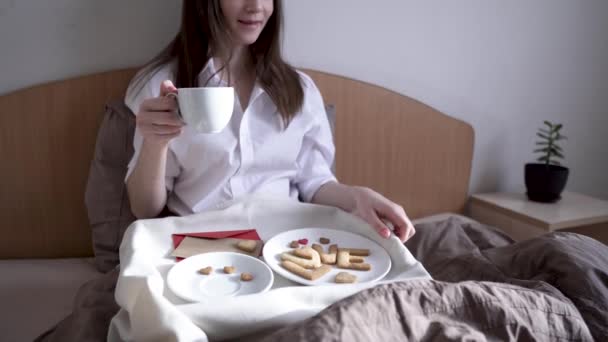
[{"left": 125, "top": 59, "right": 336, "bottom": 215}]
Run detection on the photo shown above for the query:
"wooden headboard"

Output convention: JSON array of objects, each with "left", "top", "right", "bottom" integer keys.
[{"left": 0, "top": 69, "right": 473, "bottom": 259}]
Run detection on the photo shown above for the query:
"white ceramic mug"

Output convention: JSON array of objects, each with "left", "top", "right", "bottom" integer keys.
[{"left": 167, "top": 87, "right": 234, "bottom": 133}]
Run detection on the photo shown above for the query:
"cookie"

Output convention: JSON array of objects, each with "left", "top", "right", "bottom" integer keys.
[
  {"left": 319, "top": 237, "right": 330, "bottom": 244},
  {"left": 312, "top": 243, "right": 337, "bottom": 265},
  {"left": 281, "top": 260, "right": 332, "bottom": 281},
  {"left": 349, "top": 256, "right": 365, "bottom": 263},
  {"left": 236, "top": 240, "right": 258, "bottom": 253},
  {"left": 293, "top": 246, "right": 316, "bottom": 260},
  {"left": 198, "top": 266, "right": 213, "bottom": 275},
  {"left": 223, "top": 266, "right": 236, "bottom": 274},
  {"left": 281, "top": 248, "right": 322, "bottom": 269},
  {"left": 311, "top": 244, "right": 324, "bottom": 257},
  {"left": 337, "top": 250, "right": 372, "bottom": 271},
  {"left": 240, "top": 273, "right": 254, "bottom": 281},
  {"left": 339, "top": 248, "right": 370, "bottom": 256},
  {"left": 289, "top": 240, "right": 300, "bottom": 248},
  {"left": 335, "top": 272, "right": 357, "bottom": 284}
]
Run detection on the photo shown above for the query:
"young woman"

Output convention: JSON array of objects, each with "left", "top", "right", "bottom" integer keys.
[{"left": 125, "top": 0, "right": 415, "bottom": 242}]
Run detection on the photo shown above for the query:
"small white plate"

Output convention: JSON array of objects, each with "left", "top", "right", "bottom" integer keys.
[
  {"left": 166, "top": 252, "right": 274, "bottom": 302},
  {"left": 263, "top": 228, "right": 391, "bottom": 286}
]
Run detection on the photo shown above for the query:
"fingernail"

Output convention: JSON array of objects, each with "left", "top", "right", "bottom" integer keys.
[{"left": 382, "top": 228, "right": 391, "bottom": 238}]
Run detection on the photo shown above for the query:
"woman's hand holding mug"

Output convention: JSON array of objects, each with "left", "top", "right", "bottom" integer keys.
[{"left": 136, "top": 80, "right": 184, "bottom": 147}]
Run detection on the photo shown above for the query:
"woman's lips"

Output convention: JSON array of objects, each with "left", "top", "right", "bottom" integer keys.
[{"left": 238, "top": 19, "right": 262, "bottom": 28}]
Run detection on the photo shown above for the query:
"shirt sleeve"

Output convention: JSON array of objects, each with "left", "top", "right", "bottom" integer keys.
[
  {"left": 294, "top": 73, "right": 338, "bottom": 202},
  {"left": 123, "top": 65, "right": 180, "bottom": 192}
]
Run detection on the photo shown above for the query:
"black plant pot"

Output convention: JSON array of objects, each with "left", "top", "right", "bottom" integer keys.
[{"left": 524, "top": 163, "right": 569, "bottom": 203}]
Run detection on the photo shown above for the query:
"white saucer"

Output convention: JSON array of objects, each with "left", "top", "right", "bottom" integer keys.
[{"left": 166, "top": 252, "right": 274, "bottom": 302}]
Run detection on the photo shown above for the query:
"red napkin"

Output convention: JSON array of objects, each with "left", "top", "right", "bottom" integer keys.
[{"left": 172, "top": 229, "right": 262, "bottom": 261}]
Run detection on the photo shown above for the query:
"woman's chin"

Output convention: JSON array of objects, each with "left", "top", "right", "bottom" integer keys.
[{"left": 235, "top": 36, "right": 261, "bottom": 46}]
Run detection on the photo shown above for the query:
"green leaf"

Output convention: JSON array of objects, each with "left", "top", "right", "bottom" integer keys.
[
  {"left": 537, "top": 133, "right": 549, "bottom": 140},
  {"left": 553, "top": 124, "right": 563, "bottom": 132},
  {"left": 543, "top": 121, "right": 553, "bottom": 128},
  {"left": 556, "top": 134, "right": 568, "bottom": 140},
  {"left": 553, "top": 144, "right": 563, "bottom": 151},
  {"left": 539, "top": 128, "right": 551, "bottom": 135},
  {"left": 534, "top": 148, "right": 549, "bottom": 153},
  {"left": 552, "top": 150, "right": 564, "bottom": 158},
  {"left": 537, "top": 156, "right": 549, "bottom": 162},
  {"left": 536, "top": 141, "right": 549, "bottom": 145}
]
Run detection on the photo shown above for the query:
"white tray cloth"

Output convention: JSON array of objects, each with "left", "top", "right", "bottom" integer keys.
[{"left": 108, "top": 196, "right": 431, "bottom": 341}]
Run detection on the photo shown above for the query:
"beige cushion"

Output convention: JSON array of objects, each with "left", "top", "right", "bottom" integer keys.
[{"left": 0, "top": 258, "right": 102, "bottom": 341}]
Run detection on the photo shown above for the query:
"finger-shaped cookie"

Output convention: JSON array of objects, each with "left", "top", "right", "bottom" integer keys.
[
  {"left": 293, "top": 246, "right": 316, "bottom": 260},
  {"left": 346, "top": 262, "right": 371, "bottom": 271},
  {"left": 281, "top": 261, "right": 331, "bottom": 281},
  {"left": 338, "top": 248, "right": 370, "bottom": 256},
  {"left": 349, "top": 256, "right": 365, "bottom": 263},
  {"left": 281, "top": 249, "right": 321, "bottom": 269}
]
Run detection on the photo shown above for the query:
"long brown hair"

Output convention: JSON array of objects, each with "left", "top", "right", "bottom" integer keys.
[{"left": 130, "top": 0, "right": 304, "bottom": 123}]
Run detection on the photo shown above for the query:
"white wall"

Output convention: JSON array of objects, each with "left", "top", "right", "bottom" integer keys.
[
  {"left": 283, "top": 0, "right": 608, "bottom": 200},
  {"left": 1, "top": 0, "right": 607, "bottom": 199},
  {"left": 0, "top": 0, "right": 180, "bottom": 92}
]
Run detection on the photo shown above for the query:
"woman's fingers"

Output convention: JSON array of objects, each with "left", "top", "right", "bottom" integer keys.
[
  {"left": 383, "top": 217, "right": 406, "bottom": 242},
  {"left": 375, "top": 202, "right": 416, "bottom": 242},
  {"left": 160, "top": 80, "right": 178, "bottom": 97},
  {"left": 141, "top": 96, "right": 178, "bottom": 112},
  {"left": 365, "top": 211, "right": 391, "bottom": 239},
  {"left": 395, "top": 222, "right": 416, "bottom": 242},
  {"left": 139, "top": 123, "right": 182, "bottom": 136},
  {"left": 137, "top": 111, "right": 183, "bottom": 127},
  {"left": 135, "top": 88, "right": 183, "bottom": 144}
]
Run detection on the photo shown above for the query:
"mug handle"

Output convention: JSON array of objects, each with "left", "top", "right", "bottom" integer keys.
[{"left": 165, "top": 92, "right": 183, "bottom": 120}]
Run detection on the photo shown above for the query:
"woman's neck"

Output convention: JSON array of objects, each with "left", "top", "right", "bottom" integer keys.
[
  {"left": 217, "top": 46, "right": 254, "bottom": 84},
  {"left": 216, "top": 45, "right": 257, "bottom": 109}
]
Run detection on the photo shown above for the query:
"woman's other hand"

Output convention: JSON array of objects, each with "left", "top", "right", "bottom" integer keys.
[
  {"left": 312, "top": 183, "right": 416, "bottom": 242},
  {"left": 348, "top": 186, "right": 416, "bottom": 242}
]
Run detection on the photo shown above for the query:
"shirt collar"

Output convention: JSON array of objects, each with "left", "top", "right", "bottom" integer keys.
[
  {"left": 198, "top": 57, "right": 267, "bottom": 105},
  {"left": 198, "top": 58, "right": 228, "bottom": 87}
]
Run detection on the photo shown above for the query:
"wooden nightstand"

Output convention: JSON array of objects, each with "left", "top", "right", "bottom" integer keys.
[{"left": 469, "top": 192, "right": 608, "bottom": 244}]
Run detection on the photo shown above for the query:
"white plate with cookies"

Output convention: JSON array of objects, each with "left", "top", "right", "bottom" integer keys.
[
  {"left": 167, "top": 252, "right": 274, "bottom": 302},
  {"left": 262, "top": 228, "right": 391, "bottom": 286}
]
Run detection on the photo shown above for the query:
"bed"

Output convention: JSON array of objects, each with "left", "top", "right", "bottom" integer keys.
[{"left": 0, "top": 68, "right": 606, "bottom": 341}]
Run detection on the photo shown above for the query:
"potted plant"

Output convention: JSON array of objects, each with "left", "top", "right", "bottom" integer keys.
[{"left": 525, "top": 121, "right": 569, "bottom": 202}]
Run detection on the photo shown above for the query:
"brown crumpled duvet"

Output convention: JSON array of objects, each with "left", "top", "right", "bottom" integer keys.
[
  {"left": 37, "top": 218, "right": 608, "bottom": 342},
  {"left": 259, "top": 218, "right": 608, "bottom": 342}
]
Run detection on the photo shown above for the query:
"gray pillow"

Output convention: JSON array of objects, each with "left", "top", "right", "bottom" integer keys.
[{"left": 85, "top": 100, "right": 136, "bottom": 273}]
